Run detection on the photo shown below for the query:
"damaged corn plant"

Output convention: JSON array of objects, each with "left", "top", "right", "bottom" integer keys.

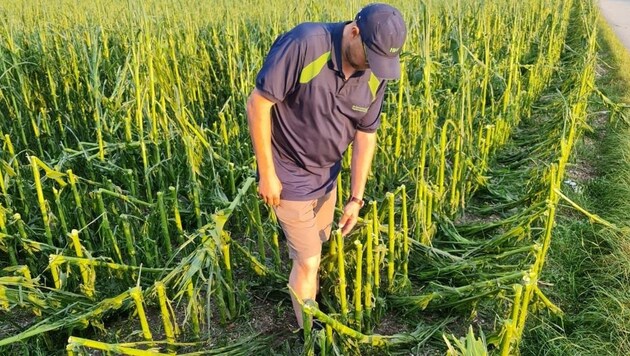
[{"left": 0, "top": 0, "right": 601, "bottom": 354}]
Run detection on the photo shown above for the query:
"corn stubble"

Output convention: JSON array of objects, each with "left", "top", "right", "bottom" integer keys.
[{"left": 0, "top": 0, "right": 600, "bottom": 354}]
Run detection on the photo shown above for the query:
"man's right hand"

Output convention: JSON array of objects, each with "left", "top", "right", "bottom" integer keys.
[{"left": 258, "top": 173, "right": 282, "bottom": 207}]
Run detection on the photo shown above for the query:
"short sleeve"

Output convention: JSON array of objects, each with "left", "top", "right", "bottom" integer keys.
[
  {"left": 355, "top": 80, "right": 386, "bottom": 133},
  {"left": 255, "top": 33, "right": 304, "bottom": 103}
]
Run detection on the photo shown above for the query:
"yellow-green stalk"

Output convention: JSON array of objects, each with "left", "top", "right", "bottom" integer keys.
[
  {"left": 169, "top": 186, "right": 184, "bottom": 246},
  {"left": 155, "top": 281, "right": 177, "bottom": 345},
  {"left": 373, "top": 237, "right": 381, "bottom": 299},
  {"left": 192, "top": 181, "right": 202, "bottom": 228},
  {"left": 335, "top": 229, "right": 347, "bottom": 322},
  {"left": 500, "top": 284, "right": 523, "bottom": 356},
  {"left": 0, "top": 165, "right": 8, "bottom": 205},
  {"left": 129, "top": 286, "right": 153, "bottom": 341},
  {"left": 394, "top": 62, "right": 405, "bottom": 162},
  {"left": 13, "top": 213, "right": 36, "bottom": 270},
  {"left": 449, "top": 125, "right": 463, "bottom": 214},
  {"left": 16, "top": 265, "right": 32, "bottom": 280},
  {"left": 213, "top": 268, "right": 228, "bottom": 324},
  {"left": 67, "top": 170, "right": 90, "bottom": 249},
  {"left": 326, "top": 323, "right": 333, "bottom": 354},
  {"left": 303, "top": 299, "right": 388, "bottom": 347},
  {"left": 302, "top": 306, "right": 314, "bottom": 356},
  {"left": 364, "top": 220, "right": 373, "bottom": 324},
  {"left": 121, "top": 216, "right": 137, "bottom": 266},
  {"left": 95, "top": 191, "right": 123, "bottom": 263},
  {"left": 30, "top": 156, "right": 53, "bottom": 246},
  {"left": 370, "top": 201, "right": 381, "bottom": 302},
  {"left": 424, "top": 188, "right": 434, "bottom": 245},
  {"left": 327, "top": 228, "right": 338, "bottom": 273},
  {"left": 0, "top": 205, "right": 17, "bottom": 265},
  {"left": 98, "top": 187, "right": 153, "bottom": 208},
  {"left": 131, "top": 43, "right": 153, "bottom": 203},
  {"left": 437, "top": 119, "right": 456, "bottom": 203},
  {"left": 66, "top": 336, "right": 174, "bottom": 356},
  {"left": 126, "top": 169, "right": 138, "bottom": 197},
  {"left": 49, "top": 254, "right": 63, "bottom": 289},
  {"left": 354, "top": 239, "right": 363, "bottom": 330},
  {"left": 272, "top": 232, "right": 281, "bottom": 269},
  {"left": 186, "top": 279, "right": 200, "bottom": 338},
  {"left": 401, "top": 185, "right": 409, "bottom": 284},
  {"left": 318, "top": 327, "right": 327, "bottom": 356},
  {"left": 227, "top": 163, "right": 236, "bottom": 198},
  {"left": 52, "top": 255, "right": 166, "bottom": 274},
  {"left": 252, "top": 198, "right": 265, "bottom": 260},
  {"left": 53, "top": 187, "right": 68, "bottom": 236},
  {"left": 386, "top": 192, "right": 395, "bottom": 290},
  {"left": 231, "top": 240, "right": 281, "bottom": 278},
  {"left": 69, "top": 229, "right": 94, "bottom": 298},
  {"left": 157, "top": 191, "right": 173, "bottom": 257},
  {"left": 3, "top": 137, "right": 20, "bottom": 192},
  {"left": 336, "top": 174, "right": 343, "bottom": 211},
  {"left": 533, "top": 285, "right": 563, "bottom": 316},
  {"left": 515, "top": 270, "right": 535, "bottom": 342},
  {"left": 221, "top": 243, "right": 236, "bottom": 316}
]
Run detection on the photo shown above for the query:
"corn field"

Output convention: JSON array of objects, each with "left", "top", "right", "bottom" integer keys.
[{"left": 0, "top": 0, "right": 600, "bottom": 354}]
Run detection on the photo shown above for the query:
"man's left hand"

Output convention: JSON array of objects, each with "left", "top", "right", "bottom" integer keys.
[{"left": 338, "top": 201, "right": 362, "bottom": 237}]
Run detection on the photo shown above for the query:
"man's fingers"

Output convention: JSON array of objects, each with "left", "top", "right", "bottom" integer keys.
[
  {"left": 257, "top": 191, "right": 279, "bottom": 206},
  {"left": 341, "top": 217, "right": 356, "bottom": 236},
  {"left": 338, "top": 213, "right": 349, "bottom": 229},
  {"left": 339, "top": 213, "right": 357, "bottom": 236},
  {"left": 260, "top": 194, "right": 280, "bottom": 207}
]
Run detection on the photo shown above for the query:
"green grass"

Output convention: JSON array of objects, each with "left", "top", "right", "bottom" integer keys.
[{"left": 520, "top": 13, "right": 630, "bottom": 356}]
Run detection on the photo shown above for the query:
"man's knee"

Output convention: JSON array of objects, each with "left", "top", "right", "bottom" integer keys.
[{"left": 292, "top": 254, "right": 321, "bottom": 274}]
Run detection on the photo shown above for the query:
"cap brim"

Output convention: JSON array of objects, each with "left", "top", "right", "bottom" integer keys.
[{"left": 366, "top": 47, "right": 401, "bottom": 80}]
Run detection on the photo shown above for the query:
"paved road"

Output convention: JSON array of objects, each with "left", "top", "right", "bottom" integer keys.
[{"left": 599, "top": 0, "right": 630, "bottom": 51}]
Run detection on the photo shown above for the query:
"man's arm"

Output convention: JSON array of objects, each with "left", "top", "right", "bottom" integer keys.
[
  {"left": 246, "top": 88, "right": 282, "bottom": 207},
  {"left": 338, "top": 130, "right": 377, "bottom": 236}
]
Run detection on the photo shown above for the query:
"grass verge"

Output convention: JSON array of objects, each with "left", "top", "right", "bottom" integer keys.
[{"left": 521, "top": 13, "right": 630, "bottom": 356}]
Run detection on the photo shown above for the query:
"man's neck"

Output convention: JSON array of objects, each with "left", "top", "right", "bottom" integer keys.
[{"left": 341, "top": 24, "right": 357, "bottom": 80}]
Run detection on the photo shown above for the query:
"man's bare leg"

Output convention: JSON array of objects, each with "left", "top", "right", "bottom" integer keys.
[{"left": 289, "top": 254, "right": 321, "bottom": 328}]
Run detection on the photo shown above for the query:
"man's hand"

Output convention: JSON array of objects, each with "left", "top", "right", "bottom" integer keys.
[
  {"left": 338, "top": 200, "right": 362, "bottom": 236},
  {"left": 258, "top": 173, "right": 282, "bottom": 207}
]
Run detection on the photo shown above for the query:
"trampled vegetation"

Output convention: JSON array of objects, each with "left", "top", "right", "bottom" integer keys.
[{"left": 0, "top": 0, "right": 621, "bottom": 354}]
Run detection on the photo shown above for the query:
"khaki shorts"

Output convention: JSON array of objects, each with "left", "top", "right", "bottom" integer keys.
[{"left": 273, "top": 189, "right": 337, "bottom": 261}]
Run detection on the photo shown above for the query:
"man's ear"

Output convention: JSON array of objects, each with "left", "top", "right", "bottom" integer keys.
[{"left": 350, "top": 23, "right": 361, "bottom": 39}]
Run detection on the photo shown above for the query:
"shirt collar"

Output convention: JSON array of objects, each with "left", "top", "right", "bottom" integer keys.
[{"left": 330, "top": 21, "right": 351, "bottom": 76}]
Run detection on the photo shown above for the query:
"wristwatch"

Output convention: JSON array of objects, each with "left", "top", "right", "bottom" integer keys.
[{"left": 347, "top": 195, "right": 365, "bottom": 208}]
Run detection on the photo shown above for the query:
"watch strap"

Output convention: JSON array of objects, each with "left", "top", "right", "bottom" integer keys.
[{"left": 347, "top": 195, "right": 365, "bottom": 208}]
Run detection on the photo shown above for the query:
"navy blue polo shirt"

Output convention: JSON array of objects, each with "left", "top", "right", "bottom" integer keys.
[{"left": 255, "top": 21, "right": 387, "bottom": 201}]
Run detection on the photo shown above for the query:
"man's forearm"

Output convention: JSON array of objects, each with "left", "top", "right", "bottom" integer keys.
[
  {"left": 350, "top": 130, "right": 377, "bottom": 200},
  {"left": 246, "top": 89, "right": 276, "bottom": 177}
]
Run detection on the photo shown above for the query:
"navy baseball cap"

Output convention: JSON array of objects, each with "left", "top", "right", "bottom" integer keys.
[{"left": 355, "top": 3, "right": 407, "bottom": 80}]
